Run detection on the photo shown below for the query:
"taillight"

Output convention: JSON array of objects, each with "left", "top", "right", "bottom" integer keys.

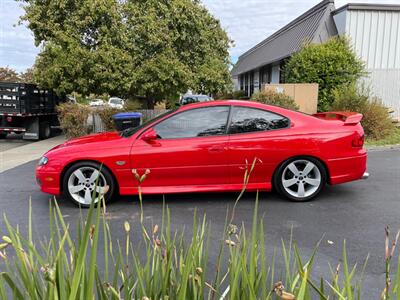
[
  {"left": 6, "top": 117, "right": 12, "bottom": 122},
  {"left": 352, "top": 134, "right": 364, "bottom": 147}
]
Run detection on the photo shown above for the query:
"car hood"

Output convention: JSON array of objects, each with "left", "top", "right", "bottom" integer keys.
[{"left": 63, "top": 132, "right": 122, "bottom": 147}]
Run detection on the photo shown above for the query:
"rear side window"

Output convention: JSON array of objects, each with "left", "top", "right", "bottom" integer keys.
[
  {"left": 228, "top": 107, "right": 290, "bottom": 134},
  {"left": 154, "top": 106, "right": 229, "bottom": 139}
]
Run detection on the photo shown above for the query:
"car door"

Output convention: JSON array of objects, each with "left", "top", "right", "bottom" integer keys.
[
  {"left": 227, "top": 106, "right": 291, "bottom": 186},
  {"left": 130, "top": 106, "right": 231, "bottom": 190}
]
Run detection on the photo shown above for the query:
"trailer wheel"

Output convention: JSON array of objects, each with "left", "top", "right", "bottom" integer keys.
[
  {"left": 0, "top": 132, "right": 7, "bottom": 139},
  {"left": 39, "top": 122, "right": 51, "bottom": 140}
]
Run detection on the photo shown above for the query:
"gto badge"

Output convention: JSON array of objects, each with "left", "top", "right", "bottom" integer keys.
[{"left": 116, "top": 161, "right": 126, "bottom": 166}]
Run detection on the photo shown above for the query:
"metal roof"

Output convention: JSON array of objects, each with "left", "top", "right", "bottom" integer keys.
[
  {"left": 333, "top": 3, "right": 400, "bottom": 14},
  {"left": 231, "top": 0, "right": 337, "bottom": 76}
]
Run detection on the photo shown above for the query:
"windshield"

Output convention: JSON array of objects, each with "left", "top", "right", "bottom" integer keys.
[
  {"left": 181, "top": 95, "right": 210, "bottom": 105},
  {"left": 120, "top": 109, "right": 176, "bottom": 138},
  {"left": 196, "top": 95, "right": 211, "bottom": 101}
]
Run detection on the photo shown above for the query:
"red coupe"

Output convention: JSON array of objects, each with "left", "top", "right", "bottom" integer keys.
[{"left": 36, "top": 100, "right": 368, "bottom": 207}]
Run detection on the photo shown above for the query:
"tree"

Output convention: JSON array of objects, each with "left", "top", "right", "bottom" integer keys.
[
  {"left": 19, "top": 67, "right": 36, "bottom": 83},
  {"left": 0, "top": 67, "right": 20, "bottom": 82},
  {"left": 19, "top": 0, "right": 232, "bottom": 107},
  {"left": 284, "top": 37, "right": 365, "bottom": 111}
]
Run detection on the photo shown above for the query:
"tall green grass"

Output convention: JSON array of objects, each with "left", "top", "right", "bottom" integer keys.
[{"left": 0, "top": 165, "right": 399, "bottom": 299}]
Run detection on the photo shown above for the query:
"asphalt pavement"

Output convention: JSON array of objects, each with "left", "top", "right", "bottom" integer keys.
[{"left": 0, "top": 148, "right": 399, "bottom": 299}]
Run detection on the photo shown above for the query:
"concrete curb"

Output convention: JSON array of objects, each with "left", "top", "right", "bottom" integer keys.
[
  {"left": 0, "top": 135, "right": 66, "bottom": 173},
  {"left": 366, "top": 144, "right": 400, "bottom": 151}
]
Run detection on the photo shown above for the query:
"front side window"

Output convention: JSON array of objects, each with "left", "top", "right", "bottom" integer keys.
[
  {"left": 229, "top": 107, "right": 289, "bottom": 134},
  {"left": 154, "top": 106, "right": 229, "bottom": 139}
]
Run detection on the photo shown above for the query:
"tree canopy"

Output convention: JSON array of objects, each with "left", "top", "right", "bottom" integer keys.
[
  {"left": 283, "top": 37, "right": 365, "bottom": 111},
  {"left": 0, "top": 66, "right": 36, "bottom": 83},
  {"left": 19, "top": 0, "right": 232, "bottom": 107},
  {"left": 0, "top": 67, "right": 20, "bottom": 82}
]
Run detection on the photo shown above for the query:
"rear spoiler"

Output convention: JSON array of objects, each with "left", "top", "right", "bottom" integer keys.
[{"left": 312, "top": 112, "right": 363, "bottom": 125}]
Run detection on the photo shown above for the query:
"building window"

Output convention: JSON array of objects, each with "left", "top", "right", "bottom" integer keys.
[
  {"left": 240, "top": 75, "right": 244, "bottom": 91},
  {"left": 244, "top": 73, "right": 249, "bottom": 96},
  {"left": 249, "top": 71, "right": 254, "bottom": 96},
  {"left": 279, "top": 60, "right": 287, "bottom": 83},
  {"left": 259, "top": 65, "right": 271, "bottom": 89}
]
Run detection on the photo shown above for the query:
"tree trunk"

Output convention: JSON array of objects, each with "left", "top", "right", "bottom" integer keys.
[{"left": 146, "top": 98, "right": 155, "bottom": 109}]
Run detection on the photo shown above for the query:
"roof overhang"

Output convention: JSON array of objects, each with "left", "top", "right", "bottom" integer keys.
[{"left": 333, "top": 3, "right": 400, "bottom": 15}]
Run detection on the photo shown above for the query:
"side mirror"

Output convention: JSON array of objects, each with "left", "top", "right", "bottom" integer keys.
[{"left": 141, "top": 128, "right": 158, "bottom": 142}]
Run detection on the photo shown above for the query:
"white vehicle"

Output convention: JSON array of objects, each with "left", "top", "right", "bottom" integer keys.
[
  {"left": 89, "top": 99, "right": 105, "bottom": 107},
  {"left": 108, "top": 97, "right": 125, "bottom": 109}
]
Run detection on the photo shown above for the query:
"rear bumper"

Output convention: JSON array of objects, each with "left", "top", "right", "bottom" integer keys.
[
  {"left": 327, "top": 152, "right": 367, "bottom": 185},
  {"left": 35, "top": 167, "right": 61, "bottom": 195}
]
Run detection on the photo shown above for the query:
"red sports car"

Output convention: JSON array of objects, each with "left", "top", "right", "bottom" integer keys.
[{"left": 36, "top": 100, "right": 368, "bottom": 207}]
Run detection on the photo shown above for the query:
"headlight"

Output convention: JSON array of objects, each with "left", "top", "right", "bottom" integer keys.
[{"left": 38, "top": 156, "right": 49, "bottom": 166}]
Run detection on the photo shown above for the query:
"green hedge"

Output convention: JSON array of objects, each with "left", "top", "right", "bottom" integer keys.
[
  {"left": 251, "top": 90, "right": 299, "bottom": 111},
  {"left": 332, "top": 83, "right": 395, "bottom": 140}
]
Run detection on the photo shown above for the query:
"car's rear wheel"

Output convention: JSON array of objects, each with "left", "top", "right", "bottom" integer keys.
[
  {"left": 63, "top": 162, "right": 115, "bottom": 208},
  {"left": 275, "top": 157, "right": 326, "bottom": 202}
]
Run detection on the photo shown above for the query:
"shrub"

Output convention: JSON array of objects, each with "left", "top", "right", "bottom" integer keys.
[
  {"left": 57, "top": 103, "right": 91, "bottom": 138},
  {"left": 362, "top": 100, "right": 395, "bottom": 140},
  {"left": 216, "top": 90, "right": 248, "bottom": 100},
  {"left": 124, "top": 99, "right": 142, "bottom": 111},
  {"left": 251, "top": 90, "right": 299, "bottom": 111},
  {"left": 96, "top": 107, "right": 121, "bottom": 131},
  {"left": 96, "top": 100, "right": 142, "bottom": 131},
  {"left": 284, "top": 36, "right": 365, "bottom": 111},
  {"left": 332, "top": 83, "right": 395, "bottom": 140}
]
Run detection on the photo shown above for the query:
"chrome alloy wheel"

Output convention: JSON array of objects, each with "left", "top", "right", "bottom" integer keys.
[
  {"left": 281, "top": 159, "right": 322, "bottom": 199},
  {"left": 67, "top": 167, "right": 108, "bottom": 205}
]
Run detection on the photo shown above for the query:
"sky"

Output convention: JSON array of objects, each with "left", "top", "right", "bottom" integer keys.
[{"left": 1, "top": 0, "right": 400, "bottom": 72}]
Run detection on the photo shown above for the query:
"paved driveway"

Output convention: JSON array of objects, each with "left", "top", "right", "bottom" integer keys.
[
  {"left": 0, "top": 148, "right": 399, "bottom": 298},
  {"left": 0, "top": 134, "right": 32, "bottom": 152}
]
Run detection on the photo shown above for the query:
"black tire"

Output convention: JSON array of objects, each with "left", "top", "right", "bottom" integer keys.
[
  {"left": 39, "top": 122, "right": 51, "bottom": 140},
  {"left": 63, "top": 161, "right": 115, "bottom": 208},
  {"left": 274, "top": 157, "right": 327, "bottom": 202},
  {"left": 0, "top": 133, "right": 7, "bottom": 139}
]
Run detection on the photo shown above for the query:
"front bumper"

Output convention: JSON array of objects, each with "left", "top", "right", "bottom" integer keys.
[{"left": 35, "top": 166, "right": 61, "bottom": 195}]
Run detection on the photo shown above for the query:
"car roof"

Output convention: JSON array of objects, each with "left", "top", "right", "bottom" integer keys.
[
  {"left": 176, "top": 99, "right": 318, "bottom": 124},
  {"left": 178, "top": 99, "right": 287, "bottom": 113}
]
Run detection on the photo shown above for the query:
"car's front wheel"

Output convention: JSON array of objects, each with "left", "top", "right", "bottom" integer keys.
[
  {"left": 63, "top": 162, "right": 115, "bottom": 208},
  {"left": 275, "top": 157, "right": 326, "bottom": 202}
]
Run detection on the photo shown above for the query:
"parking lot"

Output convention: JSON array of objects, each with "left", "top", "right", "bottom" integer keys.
[{"left": 0, "top": 147, "right": 399, "bottom": 298}]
